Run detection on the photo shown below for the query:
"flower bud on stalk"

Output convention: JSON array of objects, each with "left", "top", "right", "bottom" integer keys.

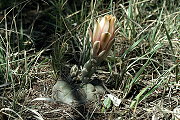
[
  {"left": 89, "top": 15, "right": 116, "bottom": 63},
  {"left": 81, "top": 15, "right": 116, "bottom": 83}
]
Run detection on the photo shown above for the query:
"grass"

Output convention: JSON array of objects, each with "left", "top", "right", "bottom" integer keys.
[{"left": 0, "top": 0, "right": 179, "bottom": 119}]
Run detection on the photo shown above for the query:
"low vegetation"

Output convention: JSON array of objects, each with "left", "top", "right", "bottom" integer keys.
[{"left": 0, "top": 0, "right": 179, "bottom": 119}]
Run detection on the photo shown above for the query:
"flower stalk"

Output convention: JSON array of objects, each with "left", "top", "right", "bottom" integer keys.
[{"left": 81, "top": 15, "right": 116, "bottom": 83}]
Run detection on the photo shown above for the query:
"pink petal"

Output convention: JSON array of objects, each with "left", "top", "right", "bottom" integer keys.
[
  {"left": 99, "top": 16, "right": 109, "bottom": 34},
  {"left": 108, "top": 16, "right": 116, "bottom": 35},
  {"left": 99, "top": 38, "right": 115, "bottom": 60},
  {"left": 105, "top": 38, "right": 115, "bottom": 54},
  {"left": 93, "top": 20, "right": 101, "bottom": 43},
  {"left": 92, "top": 41, "right": 100, "bottom": 57},
  {"left": 100, "top": 32, "right": 111, "bottom": 51}
]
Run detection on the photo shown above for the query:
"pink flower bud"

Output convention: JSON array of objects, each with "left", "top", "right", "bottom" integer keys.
[{"left": 89, "top": 15, "right": 116, "bottom": 60}]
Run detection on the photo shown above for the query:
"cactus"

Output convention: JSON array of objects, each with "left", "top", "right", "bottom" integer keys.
[{"left": 52, "top": 15, "right": 116, "bottom": 104}]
